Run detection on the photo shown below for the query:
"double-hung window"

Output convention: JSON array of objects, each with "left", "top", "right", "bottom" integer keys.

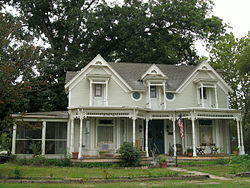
[
  {"left": 94, "top": 84, "right": 103, "bottom": 97},
  {"left": 150, "top": 86, "right": 157, "bottom": 98}
]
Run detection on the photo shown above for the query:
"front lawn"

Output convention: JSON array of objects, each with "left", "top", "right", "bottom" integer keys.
[
  {"left": 0, "top": 163, "right": 180, "bottom": 179},
  {"left": 1, "top": 178, "right": 250, "bottom": 188}
]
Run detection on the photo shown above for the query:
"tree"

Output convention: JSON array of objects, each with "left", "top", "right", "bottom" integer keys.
[
  {"left": 0, "top": 12, "right": 40, "bottom": 135},
  {"left": 209, "top": 33, "right": 250, "bottom": 152},
  {"left": 1, "top": 0, "right": 226, "bottom": 111}
]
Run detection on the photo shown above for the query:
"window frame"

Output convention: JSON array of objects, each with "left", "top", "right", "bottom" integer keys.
[
  {"left": 150, "top": 86, "right": 157, "bottom": 98},
  {"left": 94, "top": 84, "right": 103, "bottom": 97}
]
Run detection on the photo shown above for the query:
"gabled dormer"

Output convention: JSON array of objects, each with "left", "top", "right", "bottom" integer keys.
[{"left": 141, "top": 64, "right": 168, "bottom": 110}]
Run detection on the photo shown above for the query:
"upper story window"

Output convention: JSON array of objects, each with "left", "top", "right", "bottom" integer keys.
[
  {"left": 150, "top": 86, "right": 157, "bottom": 98},
  {"left": 199, "top": 87, "right": 207, "bottom": 99},
  {"left": 94, "top": 84, "right": 103, "bottom": 97}
]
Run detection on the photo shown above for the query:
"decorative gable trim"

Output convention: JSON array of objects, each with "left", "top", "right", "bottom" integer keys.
[
  {"left": 65, "top": 54, "right": 133, "bottom": 92},
  {"left": 176, "top": 61, "right": 233, "bottom": 93},
  {"left": 141, "top": 64, "right": 168, "bottom": 80}
]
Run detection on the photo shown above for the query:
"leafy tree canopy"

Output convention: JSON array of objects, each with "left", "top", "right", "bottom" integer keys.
[{"left": 1, "top": 0, "right": 226, "bottom": 112}]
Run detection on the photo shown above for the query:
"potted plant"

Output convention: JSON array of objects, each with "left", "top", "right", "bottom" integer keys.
[
  {"left": 232, "top": 147, "right": 239, "bottom": 155},
  {"left": 187, "top": 148, "right": 193, "bottom": 157},
  {"left": 158, "top": 154, "right": 167, "bottom": 168},
  {"left": 72, "top": 152, "right": 79, "bottom": 159}
]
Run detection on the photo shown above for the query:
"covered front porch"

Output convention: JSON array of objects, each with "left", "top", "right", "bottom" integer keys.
[{"left": 11, "top": 107, "right": 245, "bottom": 158}]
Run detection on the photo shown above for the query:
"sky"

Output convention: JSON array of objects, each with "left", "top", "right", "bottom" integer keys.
[{"left": 196, "top": 0, "right": 250, "bottom": 56}]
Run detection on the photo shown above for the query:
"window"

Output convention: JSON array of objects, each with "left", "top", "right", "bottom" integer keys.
[
  {"left": 97, "top": 126, "right": 114, "bottom": 143},
  {"left": 94, "top": 84, "right": 102, "bottom": 97},
  {"left": 132, "top": 92, "right": 141, "bottom": 100},
  {"left": 166, "top": 92, "right": 174, "bottom": 100},
  {"left": 16, "top": 122, "right": 42, "bottom": 154},
  {"left": 45, "top": 122, "right": 67, "bottom": 154},
  {"left": 199, "top": 87, "right": 207, "bottom": 99},
  {"left": 150, "top": 86, "right": 157, "bottom": 98}
]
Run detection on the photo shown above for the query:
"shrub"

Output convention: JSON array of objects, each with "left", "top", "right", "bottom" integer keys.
[
  {"left": 13, "top": 168, "right": 22, "bottom": 179},
  {"left": 118, "top": 142, "right": 141, "bottom": 167},
  {"left": 32, "top": 155, "right": 46, "bottom": 166}
]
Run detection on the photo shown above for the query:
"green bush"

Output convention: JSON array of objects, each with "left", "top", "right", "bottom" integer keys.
[
  {"left": 13, "top": 168, "right": 22, "bottom": 179},
  {"left": 229, "top": 154, "right": 250, "bottom": 174},
  {"left": 118, "top": 142, "right": 141, "bottom": 167}
]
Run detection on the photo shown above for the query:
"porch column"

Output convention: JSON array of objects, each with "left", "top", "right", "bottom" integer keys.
[
  {"left": 67, "top": 120, "right": 70, "bottom": 153},
  {"left": 148, "top": 82, "right": 151, "bottom": 108},
  {"left": 240, "top": 119, "right": 245, "bottom": 154},
  {"left": 191, "top": 116, "right": 197, "bottom": 157},
  {"left": 78, "top": 117, "right": 83, "bottom": 159},
  {"left": 236, "top": 118, "right": 241, "bottom": 154},
  {"left": 132, "top": 117, "right": 136, "bottom": 147},
  {"left": 11, "top": 123, "right": 17, "bottom": 155},
  {"left": 42, "top": 121, "right": 46, "bottom": 156},
  {"left": 70, "top": 117, "right": 74, "bottom": 156},
  {"left": 172, "top": 116, "right": 176, "bottom": 157},
  {"left": 145, "top": 118, "right": 149, "bottom": 157}
]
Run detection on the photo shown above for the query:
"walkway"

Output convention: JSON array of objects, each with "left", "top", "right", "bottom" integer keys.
[{"left": 169, "top": 167, "right": 232, "bottom": 181}]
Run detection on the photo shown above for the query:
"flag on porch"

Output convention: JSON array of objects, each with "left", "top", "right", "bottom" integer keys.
[{"left": 178, "top": 115, "right": 184, "bottom": 138}]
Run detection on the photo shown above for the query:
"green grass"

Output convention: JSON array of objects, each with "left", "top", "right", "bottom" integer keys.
[
  {"left": 184, "top": 164, "right": 245, "bottom": 177},
  {"left": 179, "top": 159, "right": 230, "bottom": 166},
  {"left": 0, "top": 178, "right": 250, "bottom": 188},
  {"left": 0, "top": 163, "right": 180, "bottom": 179}
]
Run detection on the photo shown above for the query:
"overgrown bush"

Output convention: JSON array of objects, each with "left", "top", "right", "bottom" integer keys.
[{"left": 118, "top": 142, "right": 141, "bottom": 167}]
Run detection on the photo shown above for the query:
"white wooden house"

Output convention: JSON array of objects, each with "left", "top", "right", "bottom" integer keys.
[{"left": 11, "top": 55, "right": 245, "bottom": 158}]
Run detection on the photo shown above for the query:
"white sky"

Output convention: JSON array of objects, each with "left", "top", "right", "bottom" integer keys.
[{"left": 196, "top": 0, "right": 250, "bottom": 56}]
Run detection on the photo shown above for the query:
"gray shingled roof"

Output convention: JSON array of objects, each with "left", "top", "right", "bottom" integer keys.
[{"left": 65, "top": 63, "right": 196, "bottom": 91}]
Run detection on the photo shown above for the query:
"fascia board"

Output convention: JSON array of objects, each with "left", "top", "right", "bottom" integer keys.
[
  {"left": 65, "top": 54, "right": 133, "bottom": 91},
  {"left": 141, "top": 64, "right": 167, "bottom": 80}
]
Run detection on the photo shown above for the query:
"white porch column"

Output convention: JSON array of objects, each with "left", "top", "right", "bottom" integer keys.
[
  {"left": 11, "top": 123, "right": 17, "bottom": 155},
  {"left": 145, "top": 118, "right": 149, "bottom": 157},
  {"left": 132, "top": 117, "right": 136, "bottom": 147},
  {"left": 191, "top": 116, "right": 197, "bottom": 157},
  {"left": 240, "top": 119, "right": 245, "bottom": 154},
  {"left": 67, "top": 120, "right": 70, "bottom": 153},
  {"left": 236, "top": 118, "right": 241, "bottom": 154},
  {"left": 116, "top": 118, "right": 120, "bottom": 150},
  {"left": 42, "top": 121, "right": 46, "bottom": 156},
  {"left": 78, "top": 117, "right": 83, "bottom": 159},
  {"left": 172, "top": 116, "right": 176, "bottom": 157},
  {"left": 70, "top": 117, "right": 74, "bottom": 155}
]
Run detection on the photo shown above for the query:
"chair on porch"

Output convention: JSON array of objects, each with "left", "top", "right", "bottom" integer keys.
[
  {"left": 209, "top": 143, "right": 218, "bottom": 154},
  {"left": 196, "top": 143, "right": 206, "bottom": 155}
]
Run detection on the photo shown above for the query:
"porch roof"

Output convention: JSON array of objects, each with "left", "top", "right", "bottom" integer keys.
[{"left": 12, "top": 111, "right": 69, "bottom": 119}]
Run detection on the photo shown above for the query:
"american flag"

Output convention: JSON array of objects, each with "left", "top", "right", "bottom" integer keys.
[{"left": 177, "top": 115, "right": 184, "bottom": 138}]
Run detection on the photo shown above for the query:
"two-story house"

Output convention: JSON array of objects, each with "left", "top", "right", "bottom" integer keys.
[{"left": 11, "top": 55, "right": 245, "bottom": 158}]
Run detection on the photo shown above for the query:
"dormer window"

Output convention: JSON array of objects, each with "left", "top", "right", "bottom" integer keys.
[
  {"left": 94, "top": 84, "right": 103, "bottom": 97},
  {"left": 150, "top": 86, "right": 157, "bottom": 98},
  {"left": 199, "top": 87, "right": 207, "bottom": 99},
  {"left": 87, "top": 74, "right": 111, "bottom": 106}
]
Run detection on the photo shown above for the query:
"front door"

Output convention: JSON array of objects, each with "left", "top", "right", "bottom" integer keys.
[{"left": 148, "top": 120, "right": 164, "bottom": 154}]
